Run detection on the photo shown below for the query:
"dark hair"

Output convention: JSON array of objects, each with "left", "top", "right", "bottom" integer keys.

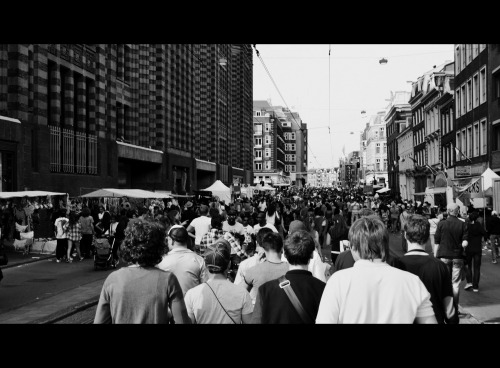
[
  {"left": 209, "top": 207, "right": 219, "bottom": 218},
  {"left": 68, "top": 211, "right": 78, "bottom": 227},
  {"left": 314, "top": 207, "right": 323, "bottom": 216},
  {"left": 284, "top": 230, "right": 315, "bottom": 266},
  {"left": 256, "top": 227, "right": 273, "bottom": 246},
  {"left": 261, "top": 232, "right": 283, "bottom": 253},
  {"left": 80, "top": 207, "right": 91, "bottom": 218},
  {"left": 468, "top": 212, "right": 479, "bottom": 222},
  {"left": 120, "top": 220, "right": 166, "bottom": 267},
  {"left": 404, "top": 214, "right": 430, "bottom": 245},
  {"left": 267, "top": 203, "right": 276, "bottom": 216},
  {"left": 211, "top": 214, "right": 223, "bottom": 229},
  {"left": 349, "top": 216, "right": 389, "bottom": 262}
]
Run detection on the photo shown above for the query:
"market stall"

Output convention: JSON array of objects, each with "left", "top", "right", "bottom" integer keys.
[
  {"left": 80, "top": 188, "right": 174, "bottom": 216},
  {"left": 202, "top": 180, "right": 231, "bottom": 204},
  {"left": 0, "top": 190, "right": 68, "bottom": 254}
]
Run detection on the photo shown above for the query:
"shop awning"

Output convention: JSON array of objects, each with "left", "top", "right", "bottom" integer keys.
[
  {"left": 376, "top": 187, "right": 390, "bottom": 194},
  {"left": 0, "top": 190, "right": 67, "bottom": 199},
  {"left": 80, "top": 188, "right": 172, "bottom": 199}
]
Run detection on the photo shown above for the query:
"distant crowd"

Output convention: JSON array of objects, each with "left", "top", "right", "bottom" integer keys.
[{"left": 39, "top": 185, "right": 498, "bottom": 324}]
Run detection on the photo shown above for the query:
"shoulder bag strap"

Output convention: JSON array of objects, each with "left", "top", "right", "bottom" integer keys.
[
  {"left": 205, "top": 282, "right": 237, "bottom": 324},
  {"left": 278, "top": 275, "right": 314, "bottom": 324}
]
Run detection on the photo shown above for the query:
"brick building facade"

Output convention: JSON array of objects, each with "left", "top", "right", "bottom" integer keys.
[{"left": 0, "top": 44, "right": 253, "bottom": 196}]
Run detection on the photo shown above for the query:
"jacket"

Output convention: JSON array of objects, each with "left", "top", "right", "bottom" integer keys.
[
  {"left": 487, "top": 216, "right": 500, "bottom": 235},
  {"left": 434, "top": 216, "right": 468, "bottom": 259}
]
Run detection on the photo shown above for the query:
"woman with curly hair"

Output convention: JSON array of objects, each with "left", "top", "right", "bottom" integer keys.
[{"left": 94, "top": 220, "right": 191, "bottom": 324}]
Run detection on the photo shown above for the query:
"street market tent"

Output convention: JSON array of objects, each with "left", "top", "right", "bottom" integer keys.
[
  {"left": 482, "top": 168, "right": 500, "bottom": 196},
  {"left": 202, "top": 180, "right": 231, "bottom": 203},
  {"left": 376, "top": 187, "right": 391, "bottom": 194},
  {"left": 80, "top": 188, "right": 173, "bottom": 199},
  {"left": 0, "top": 190, "right": 67, "bottom": 199}
]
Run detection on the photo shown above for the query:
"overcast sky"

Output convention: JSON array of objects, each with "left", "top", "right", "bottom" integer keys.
[{"left": 252, "top": 44, "right": 455, "bottom": 169}]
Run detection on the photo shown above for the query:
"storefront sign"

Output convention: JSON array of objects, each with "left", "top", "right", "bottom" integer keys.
[
  {"left": 455, "top": 166, "right": 471, "bottom": 177},
  {"left": 452, "top": 176, "right": 483, "bottom": 198}
]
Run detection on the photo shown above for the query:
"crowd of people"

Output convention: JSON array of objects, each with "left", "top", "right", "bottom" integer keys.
[{"left": 89, "top": 185, "right": 500, "bottom": 324}]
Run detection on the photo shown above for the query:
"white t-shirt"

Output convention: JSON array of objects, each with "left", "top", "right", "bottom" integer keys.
[
  {"left": 316, "top": 259, "right": 434, "bottom": 324},
  {"left": 184, "top": 279, "right": 253, "bottom": 324},
  {"left": 189, "top": 216, "right": 212, "bottom": 245},
  {"left": 222, "top": 221, "right": 245, "bottom": 236},
  {"left": 253, "top": 223, "right": 278, "bottom": 234}
]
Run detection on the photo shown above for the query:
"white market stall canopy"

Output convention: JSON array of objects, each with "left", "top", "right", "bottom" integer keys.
[
  {"left": 0, "top": 190, "right": 67, "bottom": 199},
  {"left": 202, "top": 180, "right": 231, "bottom": 203},
  {"left": 81, "top": 188, "right": 173, "bottom": 199},
  {"left": 376, "top": 187, "right": 391, "bottom": 194}
]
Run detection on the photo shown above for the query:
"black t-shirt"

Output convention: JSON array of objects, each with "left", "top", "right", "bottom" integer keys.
[
  {"left": 251, "top": 270, "right": 326, "bottom": 324},
  {"left": 399, "top": 251, "right": 454, "bottom": 324}
]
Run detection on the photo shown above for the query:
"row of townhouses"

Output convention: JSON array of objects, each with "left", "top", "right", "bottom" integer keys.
[{"left": 386, "top": 44, "right": 500, "bottom": 207}]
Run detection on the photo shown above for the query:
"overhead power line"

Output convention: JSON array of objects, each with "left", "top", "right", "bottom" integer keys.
[{"left": 253, "top": 44, "right": 322, "bottom": 168}]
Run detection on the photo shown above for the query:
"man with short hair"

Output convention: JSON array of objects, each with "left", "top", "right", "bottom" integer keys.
[
  {"left": 234, "top": 227, "right": 272, "bottom": 286},
  {"left": 243, "top": 232, "right": 289, "bottom": 305},
  {"left": 157, "top": 224, "right": 209, "bottom": 296},
  {"left": 316, "top": 216, "right": 436, "bottom": 324},
  {"left": 223, "top": 210, "right": 245, "bottom": 237},
  {"left": 184, "top": 239, "right": 253, "bottom": 324},
  {"left": 186, "top": 204, "right": 211, "bottom": 253},
  {"left": 434, "top": 203, "right": 468, "bottom": 315},
  {"left": 251, "top": 230, "right": 326, "bottom": 324},
  {"left": 253, "top": 211, "right": 278, "bottom": 233},
  {"left": 399, "top": 214, "right": 458, "bottom": 324}
]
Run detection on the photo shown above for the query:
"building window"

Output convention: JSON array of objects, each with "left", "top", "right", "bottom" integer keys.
[
  {"left": 255, "top": 137, "right": 262, "bottom": 146},
  {"left": 290, "top": 132, "right": 296, "bottom": 140},
  {"left": 474, "top": 122, "right": 479, "bottom": 157},
  {"left": 264, "top": 161, "right": 271, "bottom": 170},
  {"left": 467, "top": 79, "right": 472, "bottom": 112},
  {"left": 376, "top": 143, "right": 380, "bottom": 154},
  {"left": 480, "top": 119, "right": 487, "bottom": 155},
  {"left": 290, "top": 143, "right": 296, "bottom": 151},
  {"left": 456, "top": 89, "right": 461, "bottom": 118},
  {"left": 255, "top": 150, "right": 262, "bottom": 158},
  {"left": 265, "top": 122, "right": 271, "bottom": 132},
  {"left": 479, "top": 44, "right": 486, "bottom": 52},
  {"left": 455, "top": 45, "right": 461, "bottom": 74},
  {"left": 265, "top": 135, "right": 271, "bottom": 145},
  {"left": 265, "top": 148, "right": 271, "bottom": 158},
  {"left": 254, "top": 124, "right": 262, "bottom": 135},
  {"left": 472, "top": 44, "right": 479, "bottom": 59},
  {"left": 462, "top": 129, "right": 466, "bottom": 160},
  {"left": 494, "top": 71, "right": 500, "bottom": 100},
  {"left": 466, "top": 44, "right": 472, "bottom": 64},
  {"left": 461, "top": 84, "right": 466, "bottom": 114},
  {"left": 456, "top": 131, "right": 461, "bottom": 160},
  {"left": 255, "top": 162, "right": 262, "bottom": 171},
  {"left": 473, "top": 73, "right": 479, "bottom": 108},
  {"left": 467, "top": 126, "right": 473, "bottom": 158},
  {"left": 480, "top": 66, "right": 487, "bottom": 104},
  {"left": 493, "top": 124, "right": 500, "bottom": 151}
]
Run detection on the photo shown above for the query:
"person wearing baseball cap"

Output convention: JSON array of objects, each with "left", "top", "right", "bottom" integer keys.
[
  {"left": 183, "top": 238, "right": 253, "bottom": 324},
  {"left": 157, "top": 224, "right": 209, "bottom": 296}
]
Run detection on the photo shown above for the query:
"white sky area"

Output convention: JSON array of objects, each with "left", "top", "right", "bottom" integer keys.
[{"left": 252, "top": 44, "right": 455, "bottom": 169}]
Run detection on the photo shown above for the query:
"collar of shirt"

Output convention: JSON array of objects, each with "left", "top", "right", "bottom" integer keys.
[
  {"left": 405, "top": 249, "right": 429, "bottom": 256},
  {"left": 168, "top": 247, "right": 192, "bottom": 254},
  {"left": 353, "top": 259, "right": 388, "bottom": 268}
]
